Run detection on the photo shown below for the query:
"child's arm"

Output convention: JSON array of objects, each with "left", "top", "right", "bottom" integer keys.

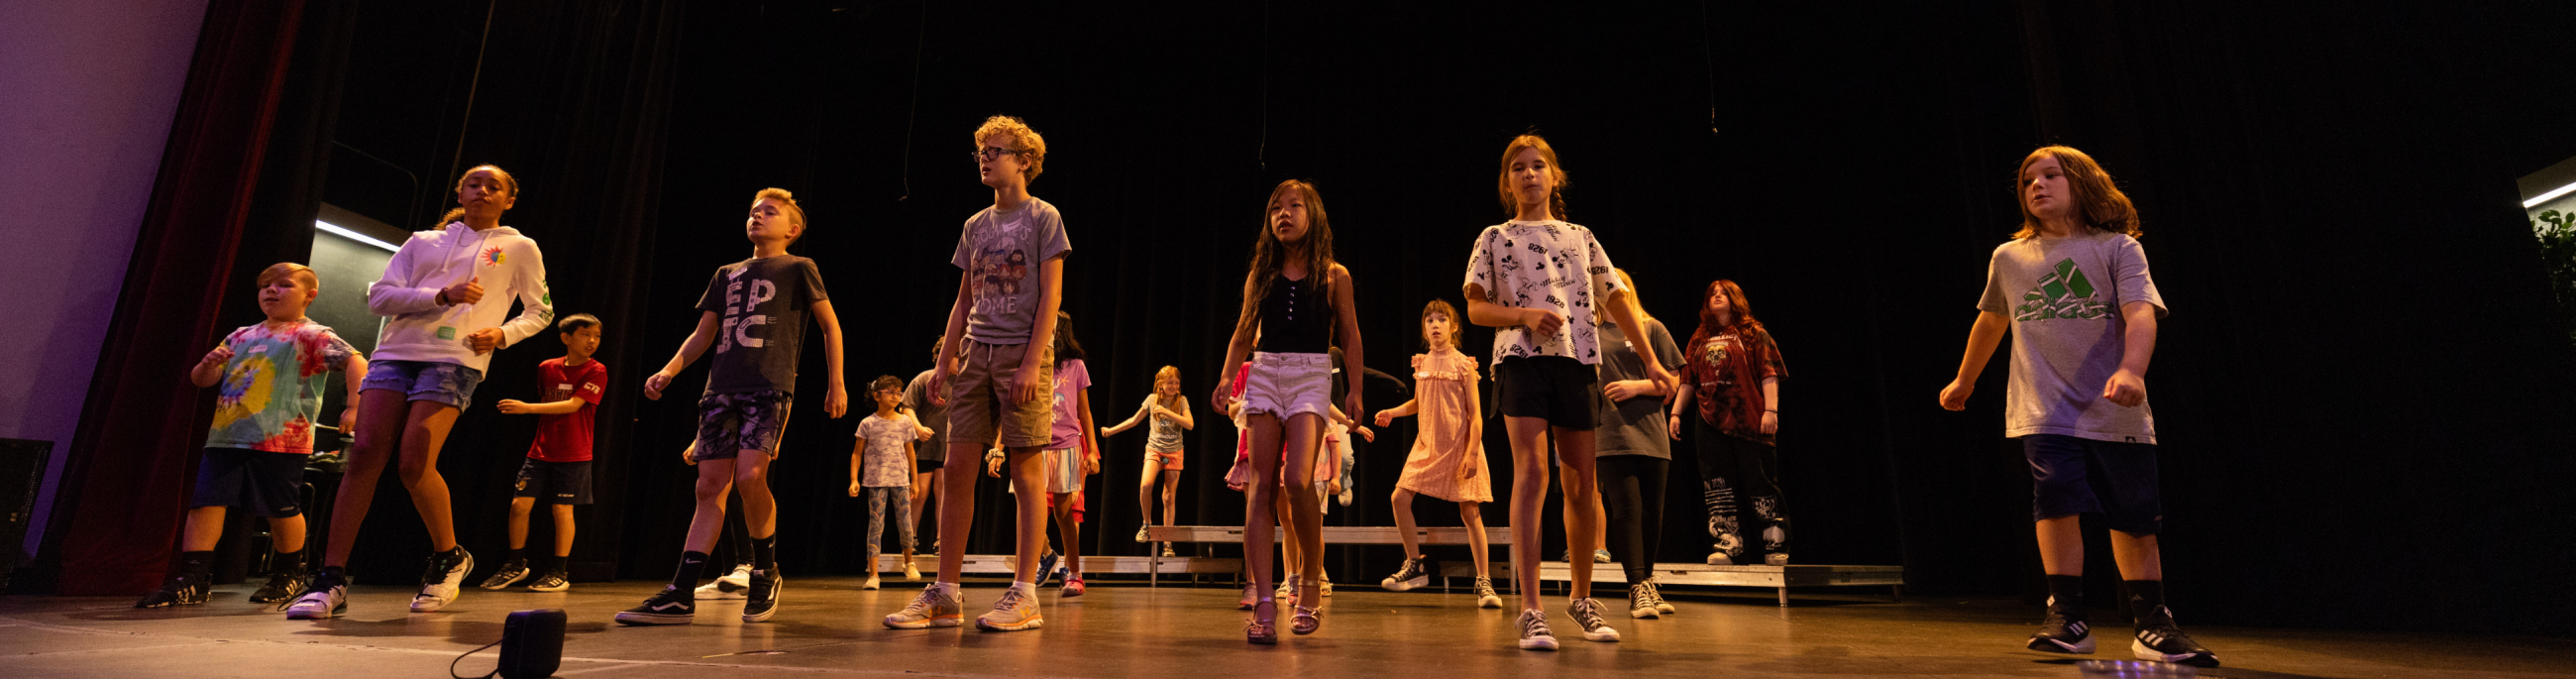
[
  {"left": 366, "top": 239, "right": 454, "bottom": 317},
  {"left": 1464, "top": 371, "right": 1483, "bottom": 443},
  {"left": 1667, "top": 386, "right": 1694, "bottom": 440},
  {"left": 1016, "top": 257, "right": 1066, "bottom": 405},
  {"left": 1372, "top": 398, "right": 1418, "bottom": 427},
  {"left": 1078, "top": 388, "right": 1099, "bottom": 475},
  {"left": 930, "top": 272, "right": 973, "bottom": 406},
  {"left": 339, "top": 351, "right": 368, "bottom": 438},
  {"left": 1938, "top": 311, "right": 2010, "bottom": 410},
  {"left": 1101, "top": 396, "right": 1152, "bottom": 436},
  {"left": 1599, "top": 288, "right": 1674, "bottom": 392},
  {"left": 644, "top": 311, "right": 721, "bottom": 400},
  {"left": 1166, "top": 397, "right": 1194, "bottom": 430},
  {"left": 1761, "top": 378, "right": 1780, "bottom": 434},
  {"left": 1213, "top": 273, "right": 1261, "bottom": 411},
  {"left": 1330, "top": 265, "right": 1364, "bottom": 421},
  {"left": 2101, "top": 301, "right": 2158, "bottom": 407},
  {"left": 466, "top": 247, "right": 554, "bottom": 355},
  {"left": 810, "top": 299, "right": 849, "bottom": 418},
  {"left": 497, "top": 398, "right": 586, "bottom": 415},
  {"left": 1462, "top": 283, "right": 1558, "bottom": 335},
  {"left": 848, "top": 439, "right": 864, "bottom": 497},
  {"left": 189, "top": 343, "right": 234, "bottom": 389}
]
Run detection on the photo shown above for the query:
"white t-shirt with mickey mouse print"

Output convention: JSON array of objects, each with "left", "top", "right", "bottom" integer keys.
[{"left": 1461, "top": 219, "right": 1627, "bottom": 366}]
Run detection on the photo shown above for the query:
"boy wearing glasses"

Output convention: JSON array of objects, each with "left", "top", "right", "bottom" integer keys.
[{"left": 886, "top": 115, "right": 1071, "bottom": 632}]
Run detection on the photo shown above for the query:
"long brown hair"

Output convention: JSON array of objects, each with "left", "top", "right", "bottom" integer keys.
[
  {"left": 1496, "top": 134, "right": 1569, "bottom": 221},
  {"left": 1687, "top": 280, "right": 1765, "bottom": 352},
  {"left": 1234, "top": 179, "right": 1339, "bottom": 339},
  {"left": 2013, "top": 146, "right": 2139, "bottom": 239},
  {"left": 432, "top": 165, "right": 519, "bottom": 229}
]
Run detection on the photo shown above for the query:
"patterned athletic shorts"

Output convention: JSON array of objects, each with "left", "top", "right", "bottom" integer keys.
[{"left": 694, "top": 391, "right": 793, "bottom": 462}]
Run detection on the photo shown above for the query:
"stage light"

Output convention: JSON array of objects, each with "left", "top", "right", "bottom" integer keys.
[
  {"left": 2524, "top": 180, "right": 2576, "bottom": 208},
  {"left": 316, "top": 219, "right": 401, "bottom": 253}
]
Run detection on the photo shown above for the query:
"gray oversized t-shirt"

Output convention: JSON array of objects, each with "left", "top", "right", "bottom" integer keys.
[
  {"left": 695, "top": 256, "right": 828, "bottom": 396},
  {"left": 1977, "top": 231, "right": 2166, "bottom": 444},
  {"left": 904, "top": 368, "right": 948, "bottom": 461},
  {"left": 951, "top": 197, "right": 1071, "bottom": 345},
  {"left": 1594, "top": 318, "right": 1683, "bottom": 459}
]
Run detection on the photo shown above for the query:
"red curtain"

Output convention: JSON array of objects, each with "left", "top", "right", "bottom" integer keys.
[{"left": 54, "top": 0, "right": 304, "bottom": 596}]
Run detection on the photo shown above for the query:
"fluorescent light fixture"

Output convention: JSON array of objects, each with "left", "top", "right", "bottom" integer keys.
[
  {"left": 316, "top": 220, "right": 401, "bottom": 253},
  {"left": 2525, "top": 181, "right": 2576, "bottom": 209}
]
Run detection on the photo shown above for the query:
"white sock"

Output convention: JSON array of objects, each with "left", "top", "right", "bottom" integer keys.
[
  {"left": 1011, "top": 581, "right": 1035, "bottom": 594},
  {"left": 933, "top": 581, "right": 958, "bottom": 596}
]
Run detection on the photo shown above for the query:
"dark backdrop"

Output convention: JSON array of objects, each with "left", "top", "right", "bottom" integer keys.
[{"left": 91, "top": 0, "right": 2576, "bottom": 636}]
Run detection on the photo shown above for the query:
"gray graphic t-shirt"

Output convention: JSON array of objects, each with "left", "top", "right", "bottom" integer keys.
[
  {"left": 1593, "top": 318, "right": 1684, "bottom": 459},
  {"left": 951, "top": 197, "right": 1071, "bottom": 345},
  {"left": 695, "top": 255, "right": 829, "bottom": 396},
  {"left": 1976, "top": 231, "right": 2166, "bottom": 443}
]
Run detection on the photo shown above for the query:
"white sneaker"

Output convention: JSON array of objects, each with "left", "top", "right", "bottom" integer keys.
[
  {"left": 1567, "top": 598, "right": 1622, "bottom": 642},
  {"left": 410, "top": 548, "right": 474, "bottom": 614},
  {"left": 284, "top": 572, "right": 347, "bottom": 620},
  {"left": 863, "top": 573, "right": 882, "bottom": 590},
  {"left": 695, "top": 564, "right": 751, "bottom": 600},
  {"left": 1764, "top": 552, "right": 1790, "bottom": 566},
  {"left": 903, "top": 557, "right": 920, "bottom": 581},
  {"left": 1707, "top": 551, "right": 1735, "bottom": 566}
]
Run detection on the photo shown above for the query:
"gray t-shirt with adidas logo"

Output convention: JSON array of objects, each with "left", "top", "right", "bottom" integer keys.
[{"left": 1977, "top": 231, "right": 2167, "bottom": 444}]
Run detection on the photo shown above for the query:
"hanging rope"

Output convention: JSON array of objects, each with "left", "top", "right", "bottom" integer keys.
[
  {"left": 898, "top": 1, "right": 929, "bottom": 200},
  {"left": 1699, "top": 0, "right": 1718, "bottom": 137},
  {"left": 445, "top": 0, "right": 499, "bottom": 188},
  {"left": 1256, "top": 0, "right": 1269, "bottom": 170}
]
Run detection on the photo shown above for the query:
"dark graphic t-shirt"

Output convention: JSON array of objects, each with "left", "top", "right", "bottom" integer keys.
[
  {"left": 695, "top": 256, "right": 829, "bottom": 396},
  {"left": 1683, "top": 327, "right": 1786, "bottom": 444}
]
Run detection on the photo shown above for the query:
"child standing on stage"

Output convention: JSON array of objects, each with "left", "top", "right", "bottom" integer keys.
[
  {"left": 618, "top": 187, "right": 846, "bottom": 625},
  {"left": 288, "top": 166, "right": 553, "bottom": 620},
  {"left": 903, "top": 337, "right": 961, "bottom": 572},
  {"left": 1590, "top": 271, "right": 1683, "bottom": 619},
  {"left": 1938, "top": 146, "right": 2216, "bottom": 667},
  {"left": 480, "top": 313, "right": 608, "bottom": 593},
  {"left": 851, "top": 375, "right": 921, "bottom": 591},
  {"left": 1214, "top": 178, "right": 1364, "bottom": 643},
  {"left": 1667, "top": 281, "right": 1790, "bottom": 568},
  {"left": 1102, "top": 366, "right": 1192, "bottom": 557},
  {"left": 140, "top": 264, "right": 363, "bottom": 609},
  {"left": 1038, "top": 312, "right": 1100, "bottom": 597},
  {"left": 1461, "top": 135, "right": 1672, "bottom": 650},
  {"left": 1374, "top": 299, "right": 1502, "bottom": 609},
  {"left": 885, "top": 115, "right": 1070, "bottom": 633}
]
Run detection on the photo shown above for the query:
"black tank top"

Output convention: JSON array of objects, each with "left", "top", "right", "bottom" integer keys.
[{"left": 1255, "top": 273, "right": 1331, "bottom": 354}]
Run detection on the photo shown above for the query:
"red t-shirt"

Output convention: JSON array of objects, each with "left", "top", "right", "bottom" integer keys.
[
  {"left": 1682, "top": 327, "right": 1786, "bottom": 444},
  {"left": 528, "top": 357, "right": 608, "bottom": 462}
]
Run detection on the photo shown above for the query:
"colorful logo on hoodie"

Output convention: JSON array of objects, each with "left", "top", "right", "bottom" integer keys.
[{"left": 482, "top": 246, "right": 506, "bottom": 267}]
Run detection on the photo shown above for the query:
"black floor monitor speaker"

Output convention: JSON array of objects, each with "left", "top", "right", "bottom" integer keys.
[{"left": 498, "top": 609, "right": 565, "bottom": 678}]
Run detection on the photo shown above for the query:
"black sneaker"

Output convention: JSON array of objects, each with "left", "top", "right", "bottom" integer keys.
[
  {"left": 480, "top": 558, "right": 530, "bottom": 591},
  {"left": 410, "top": 546, "right": 474, "bottom": 613},
  {"left": 614, "top": 586, "right": 696, "bottom": 624},
  {"left": 1381, "top": 555, "right": 1429, "bottom": 592},
  {"left": 135, "top": 572, "right": 210, "bottom": 609},
  {"left": 2026, "top": 609, "right": 2096, "bottom": 654},
  {"left": 249, "top": 569, "right": 305, "bottom": 605},
  {"left": 2132, "top": 618, "right": 2218, "bottom": 667},
  {"left": 526, "top": 570, "right": 570, "bottom": 592},
  {"left": 741, "top": 568, "right": 782, "bottom": 622},
  {"left": 1034, "top": 551, "right": 1060, "bottom": 587}
]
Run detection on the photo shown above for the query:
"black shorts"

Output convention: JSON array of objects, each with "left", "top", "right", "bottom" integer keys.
[
  {"left": 191, "top": 447, "right": 307, "bottom": 517},
  {"left": 2024, "top": 434, "right": 2161, "bottom": 535},
  {"left": 1493, "top": 356, "right": 1600, "bottom": 429},
  {"left": 915, "top": 455, "right": 944, "bottom": 472},
  {"left": 514, "top": 458, "right": 594, "bottom": 505}
]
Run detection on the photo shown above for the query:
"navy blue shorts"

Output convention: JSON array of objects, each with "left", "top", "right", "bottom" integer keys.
[
  {"left": 190, "top": 447, "right": 308, "bottom": 517},
  {"left": 514, "top": 458, "right": 593, "bottom": 505},
  {"left": 2024, "top": 434, "right": 2161, "bottom": 535}
]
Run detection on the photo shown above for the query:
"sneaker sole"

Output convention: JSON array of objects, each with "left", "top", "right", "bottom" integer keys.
[
  {"left": 1478, "top": 596, "right": 1503, "bottom": 609},
  {"left": 481, "top": 572, "right": 528, "bottom": 591},
  {"left": 1582, "top": 629, "right": 1622, "bottom": 642},
  {"left": 528, "top": 583, "right": 570, "bottom": 593},
  {"left": 285, "top": 597, "right": 345, "bottom": 620},
  {"left": 741, "top": 577, "right": 783, "bottom": 622},
  {"left": 1630, "top": 607, "right": 1660, "bottom": 620},
  {"left": 1519, "top": 636, "right": 1559, "bottom": 650},
  {"left": 884, "top": 614, "right": 963, "bottom": 629},
  {"left": 2131, "top": 639, "right": 2219, "bottom": 666},
  {"left": 414, "top": 553, "right": 476, "bottom": 613},
  {"left": 615, "top": 612, "right": 694, "bottom": 625},
  {"left": 1382, "top": 576, "right": 1427, "bottom": 592},
  {"left": 2028, "top": 635, "right": 2098, "bottom": 654},
  {"left": 975, "top": 616, "right": 1042, "bottom": 631}
]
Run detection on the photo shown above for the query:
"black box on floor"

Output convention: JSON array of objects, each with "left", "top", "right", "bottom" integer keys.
[{"left": 499, "top": 608, "right": 564, "bottom": 679}]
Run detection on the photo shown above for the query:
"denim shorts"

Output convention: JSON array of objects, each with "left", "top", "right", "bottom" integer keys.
[
  {"left": 360, "top": 359, "right": 485, "bottom": 409},
  {"left": 2024, "top": 433, "right": 2162, "bottom": 535}
]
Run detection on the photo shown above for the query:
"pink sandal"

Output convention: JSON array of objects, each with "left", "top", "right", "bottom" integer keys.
[
  {"left": 1246, "top": 599, "right": 1278, "bottom": 644},
  {"left": 1291, "top": 604, "right": 1322, "bottom": 635}
]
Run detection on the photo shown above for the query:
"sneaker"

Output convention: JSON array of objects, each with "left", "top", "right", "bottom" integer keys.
[
  {"left": 410, "top": 547, "right": 474, "bottom": 613},
  {"left": 863, "top": 573, "right": 882, "bottom": 590},
  {"left": 742, "top": 568, "right": 782, "bottom": 622},
  {"left": 1517, "top": 609, "right": 1559, "bottom": 651},
  {"left": 1594, "top": 549, "right": 1613, "bottom": 564},
  {"left": 1644, "top": 580, "right": 1676, "bottom": 615},
  {"left": 1707, "top": 551, "right": 1734, "bottom": 566},
  {"left": 480, "top": 558, "right": 530, "bottom": 591},
  {"left": 2025, "top": 608, "right": 2096, "bottom": 654},
  {"left": 1381, "top": 556, "right": 1429, "bottom": 592},
  {"left": 1627, "top": 583, "right": 1661, "bottom": 620},
  {"left": 1764, "top": 552, "right": 1790, "bottom": 566},
  {"left": 1061, "top": 577, "right": 1086, "bottom": 600},
  {"left": 903, "top": 556, "right": 920, "bottom": 581},
  {"left": 283, "top": 570, "right": 348, "bottom": 620},
  {"left": 614, "top": 586, "right": 696, "bottom": 625},
  {"left": 884, "top": 584, "right": 964, "bottom": 628},
  {"left": 1475, "top": 576, "right": 1503, "bottom": 609},
  {"left": 135, "top": 572, "right": 210, "bottom": 609},
  {"left": 249, "top": 569, "right": 305, "bottom": 605},
  {"left": 1134, "top": 523, "right": 1150, "bottom": 543},
  {"left": 1035, "top": 551, "right": 1060, "bottom": 587},
  {"left": 1160, "top": 543, "right": 1176, "bottom": 558},
  {"left": 1567, "top": 598, "right": 1622, "bottom": 642},
  {"left": 526, "top": 570, "right": 570, "bottom": 592},
  {"left": 2132, "top": 616, "right": 2218, "bottom": 667},
  {"left": 1237, "top": 582, "right": 1257, "bottom": 611},
  {"left": 975, "top": 587, "right": 1042, "bottom": 631},
  {"left": 695, "top": 564, "right": 751, "bottom": 600}
]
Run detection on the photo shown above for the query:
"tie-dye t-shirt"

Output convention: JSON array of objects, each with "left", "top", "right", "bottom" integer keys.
[{"left": 206, "top": 319, "right": 359, "bottom": 454}]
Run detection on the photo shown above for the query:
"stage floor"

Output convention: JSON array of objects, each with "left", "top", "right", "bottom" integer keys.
[{"left": 2, "top": 577, "right": 2570, "bottom": 678}]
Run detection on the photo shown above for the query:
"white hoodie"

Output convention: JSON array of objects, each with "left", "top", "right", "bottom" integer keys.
[{"left": 367, "top": 222, "right": 553, "bottom": 374}]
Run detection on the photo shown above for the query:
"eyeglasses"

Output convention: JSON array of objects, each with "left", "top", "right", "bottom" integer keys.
[{"left": 971, "top": 147, "right": 1020, "bottom": 163}]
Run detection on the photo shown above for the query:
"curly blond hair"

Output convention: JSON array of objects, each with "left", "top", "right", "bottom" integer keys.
[{"left": 973, "top": 115, "right": 1047, "bottom": 181}]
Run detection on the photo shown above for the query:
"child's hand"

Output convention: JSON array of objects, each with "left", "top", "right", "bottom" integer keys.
[
  {"left": 926, "top": 367, "right": 951, "bottom": 407},
  {"left": 1343, "top": 393, "right": 1364, "bottom": 434},
  {"left": 825, "top": 384, "right": 849, "bottom": 418},
  {"left": 496, "top": 398, "right": 528, "bottom": 413},
  {"left": 644, "top": 371, "right": 676, "bottom": 400},
  {"left": 200, "top": 345, "right": 236, "bottom": 369},
  {"left": 1083, "top": 456, "right": 1099, "bottom": 475},
  {"left": 1097, "top": 425, "right": 1112, "bottom": 437},
  {"left": 1938, "top": 378, "right": 1974, "bottom": 411},
  {"left": 848, "top": 481, "right": 862, "bottom": 497},
  {"left": 1604, "top": 379, "right": 1653, "bottom": 402},
  {"left": 2100, "top": 369, "right": 2147, "bottom": 407},
  {"left": 464, "top": 327, "right": 505, "bottom": 354},
  {"left": 1328, "top": 480, "right": 1342, "bottom": 496},
  {"left": 683, "top": 445, "right": 698, "bottom": 466},
  {"left": 1668, "top": 413, "right": 1683, "bottom": 440},
  {"left": 985, "top": 453, "right": 1005, "bottom": 478},
  {"left": 439, "top": 277, "right": 484, "bottom": 306},
  {"left": 1012, "top": 364, "right": 1044, "bottom": 404},
  {"left": 1354, "top": 425, "right": 1374, "bottom": 443},
  {"left": 1761, "top": 410, "right": 1778, "bottom": 435},
  {"left": 1522, "top": 307, "right": 1567, "bottom": 336},
  {"left": 1373, "top": 410, "right": 1393, "bottom": 427},
  {"left": 339, "top": 405, "right": 359, "bottom": 442}
]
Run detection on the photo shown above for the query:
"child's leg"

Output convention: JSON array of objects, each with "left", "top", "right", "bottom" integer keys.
[
  {"left": 1137, "top": 458, "right": 1164, "bottom": 527},
  {"left": 180, "top": 506, "right": 227, "bottom": 552},
  {"left": 549, "top": 504, "right": 575, "bottom": 562},
  {"left": 1503, "top": 415, "right": 1553, "bottom": 611},
  {"left": 683, "top": 459, "right": 738, "bottom": 553},
  {"left": 865, "top": 487, "right": 890, "bottom": 566},
  {"left": 1280, "top": 412, "right": 1325, "bottom": 592},
  {"left": 893, "top": 485, "right": 915, "bottom": 564},
  {"left": 1159, "top": 471, "right": 1179, "bottom": 527},
  {"left": 936, "top": 439, "right": 982, "bottom": 581},
  {"left": 1389, "top": 488, "right": 1422, "bottom": 560},
  {"left": 1242, "top": 413, "right": 1284, "bottom": 603},
  {"left": 1461, "top": 502, "right": 1490, "bottom": 578},
  {"left": 1554, "top": 426, "right": 1602, "bottom": 602},
  {"left": 1051, "top": 494, "right": 1081, "bottom": 577},
  {"left": 268, "top": 513, "right": 307, "bottom": 554},
  {"left": 1694, "top": 419, "right": 1746, "bottom": 562},
  {"left": 1598, "top": 456, "right": 1649, "bottom": 583},
  {"left": 323, "top": 389, "right": 409, "bottom": 568},
  {"left": 508, "top": 497, "right": 536, "bottom": 553},
  {"left": 1735, "top": 440, "right": 1789, "bottom": 557},
  {"left": 1005, "top": 447, "right": 1051, "bottom": 584},
  {"left": 1275, "top": 490, "right": 1300, "bottom": 578},
  {"left": 393, "top": 399, "right": 464, "bottom": 552},
  {"left": 909, "top": 471, "right": 934, "bottom": 554},
  {"left": 2110, "top": 531, "right": 2161, "bottom": 581},
  {"left": 733, "top": 449, "right": 777, "bottom": 540}
]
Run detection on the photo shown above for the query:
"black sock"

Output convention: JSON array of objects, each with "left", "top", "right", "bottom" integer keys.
[
  {"left": 179, "top": 551, "right": 215, "bottom": 579},
  {"left": 670, "top": 551, "right": 710, "bottom": 590},
  {"left": 507, "top": 547, "right": 525, "bottom": 565},
  {"left": 2125, "top": 580, "right": 2170, "bottom": 627},
  {"left": 751, "top": 534, "right": 777, "bottom": 573},
  {"left": 313, "top": 565, "right": 347, "bottom": 586},
  {"left": 550, "top": 554, "right": 571, "bottom": 573},
  {"left": 2046, "top": 575, "right": 2086, "bottom": 619},
  {"left": 273, "top": 549, "right": 306, "bottom": 575}
]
